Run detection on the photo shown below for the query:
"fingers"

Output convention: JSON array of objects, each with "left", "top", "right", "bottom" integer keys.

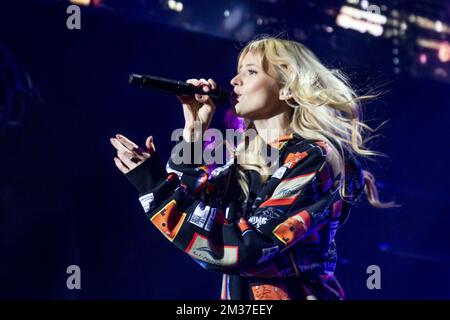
[
  {"left": 178, "top": 79, "right": 199, "bottom": 104},
  {"left": 110, "top": 137, "right": 140, "bottom": 159},
  {"left": 207, "top": 78, "right": 217, "bottom": 90},
  {"left": 116, "top": 147, "right": 138, "bottom": 169},
  {"left": 111, "top": 135, "right": 147, "bottom": 159},
  {"left": 116, "top": 133, "right": 150, "bottom": 158},
  {"left": 115, "top": 134, "right": 138, "bottom": 151},
  {"left": 181, "top": 78, "right": 217, "bottom": 113},
  {"left": 145, "top": 135, "right": 156, "bottom": 155},
  {"left": 186, "top": 78, "right": 216, "bottom": 93},
  {"left": 186, "top": 79, "right": 207, "bottom": 98},
  {"left": 110, "top": 134, "right": 153, "bottom": 174},
  {"left": 114, "top": 156, "right": 130, "bottom": 174},
  {"left": 198, "top": 78, "right": 210, "bottom": 93},
  {"left": 194, "top": 78, "right": 214, "bottom": 103}
]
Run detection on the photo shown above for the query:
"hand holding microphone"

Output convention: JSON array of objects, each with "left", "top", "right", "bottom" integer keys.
[{"left": 178, "top": 78, "right": 217, "bottom": 142}]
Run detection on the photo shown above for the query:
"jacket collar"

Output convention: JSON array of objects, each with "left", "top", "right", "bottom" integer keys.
[{"left": 268, "top": 132, "right": 303, "bottom": 150}]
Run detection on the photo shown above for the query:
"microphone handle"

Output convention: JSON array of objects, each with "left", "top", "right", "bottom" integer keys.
[{"left": 129, "top": 74, "right": 228, "bottom": 106}]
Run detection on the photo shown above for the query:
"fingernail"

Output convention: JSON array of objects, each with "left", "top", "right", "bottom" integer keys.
[
  {"left": 116, "top": 134, "right": 121, "bottom": 138},
  {"left": 110, "top": 138, "right": 114, "bottom": 142}
]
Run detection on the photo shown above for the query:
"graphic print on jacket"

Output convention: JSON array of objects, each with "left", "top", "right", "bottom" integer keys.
[{"left": 125, "top": 132, "right": 365, "bottom": 300}]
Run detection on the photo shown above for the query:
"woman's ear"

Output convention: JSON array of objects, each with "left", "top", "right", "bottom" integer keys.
[
  {"left": 279, "top": 88, "right": 293, "bottom": 101},
  {"left": 279, "top": 88, "right": 299, "bottom": 107}
]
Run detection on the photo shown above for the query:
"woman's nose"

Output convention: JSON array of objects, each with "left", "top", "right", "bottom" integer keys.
[{"left": 230, "top": 74, "right": 241, "bottom": 86}]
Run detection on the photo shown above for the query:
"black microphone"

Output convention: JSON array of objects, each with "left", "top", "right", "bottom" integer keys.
[{"left": 129, "top": 74, "right": 229, "bottom": 106}]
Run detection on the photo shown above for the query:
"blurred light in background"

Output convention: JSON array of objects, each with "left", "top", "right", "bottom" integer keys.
[
  {"left": 438, "top": 42, "right": 450, "bottom": 63},
  {"left": 336, "top": 11, "right": 385, "bottom": 37},
  {"left": 69, "top": 0, "right": 102, "bottom": 7},
  {"left": 222, "top": 5, "right": 244, "bottom": 32},
  {"left": 45, "top": 0, "right": 450, "bottom": 83},
  {"left": 419, "top": 53, "right": 428, "bottom": 64},
  {"left": 167, "top": 0, "right": 183, "bottom": 13},
  {"left": 70, "top": 0, "right": 90, "bottom": 5}
]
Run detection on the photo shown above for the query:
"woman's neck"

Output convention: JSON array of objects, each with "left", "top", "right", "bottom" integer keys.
[{"left": 253, "top": 111, "right": 293, "bottom": 146}]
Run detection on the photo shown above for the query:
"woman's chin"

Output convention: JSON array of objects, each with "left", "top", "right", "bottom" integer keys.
[
  {"left": 232, "top": 103, "right": 254, "bottom": 119},
  {"left": 231, "top": 104, "right": 242, "bottom": 117}
]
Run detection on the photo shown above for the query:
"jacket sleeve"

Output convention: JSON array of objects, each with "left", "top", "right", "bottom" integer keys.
[{"left": 125, "top": 139, "right": 340, "bottom": 273}]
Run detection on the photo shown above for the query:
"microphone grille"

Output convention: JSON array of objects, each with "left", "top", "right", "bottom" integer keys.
[{"left": 129, "top": 73, "right": 142, "bottom": 85}]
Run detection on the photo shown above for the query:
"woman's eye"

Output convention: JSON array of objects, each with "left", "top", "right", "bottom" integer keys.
[{"left": 248, "top": 69, "right": 258, "bottom": 75}]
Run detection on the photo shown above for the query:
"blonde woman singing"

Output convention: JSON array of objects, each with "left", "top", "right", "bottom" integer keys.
[{"left": 110, "top": 36, "right": 398, "bottom": 300}]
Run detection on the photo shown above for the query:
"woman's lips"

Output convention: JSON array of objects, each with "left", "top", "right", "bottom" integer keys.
[{"left": 231, "top": 92, "right": 241, "bottom": 104}]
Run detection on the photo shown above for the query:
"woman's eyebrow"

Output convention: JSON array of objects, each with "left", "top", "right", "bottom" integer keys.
[{"left": 238, "top": 63, "right": 258, "bottom": 71}]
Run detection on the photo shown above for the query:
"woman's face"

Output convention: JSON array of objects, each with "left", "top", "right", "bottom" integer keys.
[{"left": 230, "top": 51, "right": 288, "bottom": 120}]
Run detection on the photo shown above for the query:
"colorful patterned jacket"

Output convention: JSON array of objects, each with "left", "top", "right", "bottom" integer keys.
[{"left": 125, "top": 132, "right": 365, "bottom": 300}]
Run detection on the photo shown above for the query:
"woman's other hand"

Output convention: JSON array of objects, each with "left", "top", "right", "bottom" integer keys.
[{"left": 110, "top": 134, "right": 155, "bottom": 174}]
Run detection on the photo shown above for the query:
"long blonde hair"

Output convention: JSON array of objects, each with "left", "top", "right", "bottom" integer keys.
[{"left": 232, "top": 36, "right": 399, "bottom": 209}]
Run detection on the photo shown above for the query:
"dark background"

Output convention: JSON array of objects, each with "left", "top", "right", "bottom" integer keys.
[{"left": 0, "top": 1, "right": 449, "bottom": 299}]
